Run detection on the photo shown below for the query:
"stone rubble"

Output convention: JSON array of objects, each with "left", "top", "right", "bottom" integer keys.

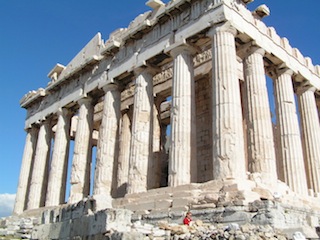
[
  {"left": 0, "top": 216, "right": 38, "bottom": 239},
  {"left": 106, "top": 220, "right": 292, "bottom": 240},
  {"left": 0, "top": 212, "right": 306, "bottom": 240},
  {"left": 0, "top": 213, "right": 313, "bottom": 240},
  {"left": 2, "top": 194, "right": 320, "bottom": 239}
]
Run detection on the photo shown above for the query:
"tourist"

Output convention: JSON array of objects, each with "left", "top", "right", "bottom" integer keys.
[{"left": 183, "top": 212, "right": 192, "bottom": 226}]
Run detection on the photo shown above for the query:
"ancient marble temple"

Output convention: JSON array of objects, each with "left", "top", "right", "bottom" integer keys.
[{"left": 14, "top": 0, "right": 320, "bottom": 217}]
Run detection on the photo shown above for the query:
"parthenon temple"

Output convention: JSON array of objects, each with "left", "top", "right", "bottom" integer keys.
[{"left": 13, "top": 0, "right": 320, "bottom": 234}]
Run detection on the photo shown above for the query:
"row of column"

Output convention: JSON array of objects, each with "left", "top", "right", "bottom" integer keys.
[
  {"left": 14, "top": 22, "right": 320, "bottom": 215},
  {"left": 209, "top": 23, "right": 320, "bottom": 197}
]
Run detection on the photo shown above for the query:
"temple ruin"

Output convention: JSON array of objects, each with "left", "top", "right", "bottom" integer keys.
[{"left": 12, "top": 0, "right": 320, "bottom": 238}]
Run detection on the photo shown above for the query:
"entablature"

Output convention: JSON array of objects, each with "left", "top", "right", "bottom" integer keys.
[{"left": 21, "top": 0, "right": 320, "bottom": 129}]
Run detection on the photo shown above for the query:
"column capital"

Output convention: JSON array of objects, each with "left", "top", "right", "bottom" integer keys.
[
  {"left": 102, "top": 83, "right": 119, "bottom": 93},
  {"left": 276, "top": 67, "right": 294, "bottom": 77},
  {"left": 35, "top": 117, "right": 52, "bottom": 126},
  {"left": 296, "top": 84, "right": 316, "bottom": 95},
  {"left": 133, "top": 66, "right": 158, "bottom": 77},
  {"left": 170, "top": 44, "right": 198, "bottom": 58},
  {"left": 165, "top": 40, "right": 198, "bottom": 58},
  {"left": 207, "top": 22, "right": 237, "bottom": 38},
  {"left": 237, "top": 42, "right": 265, "bottom": 59},
  {"left": 24, "top": 124, "right": 39, "bottom": 133},
  {"left": 77, "top": 96, "right": 93, "bottom": 106},
  {"left": 56, "top": 107, "right": 72, "bottom": 117},
  {"left": 265, "top": 65, "right": 293, "bottom": 80}
]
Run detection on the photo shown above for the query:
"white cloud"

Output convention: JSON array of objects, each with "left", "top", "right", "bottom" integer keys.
[{"left": 0, "top": 193, "right": 16, "bottom": 218}]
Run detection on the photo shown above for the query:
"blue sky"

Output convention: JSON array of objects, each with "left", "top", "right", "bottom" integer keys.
[{"left": 0, "top": 0, "right": 319, "bottom": 217}]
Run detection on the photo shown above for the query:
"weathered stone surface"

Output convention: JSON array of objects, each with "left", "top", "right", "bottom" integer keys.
[
  {"left": 12, "top": 0, "right": 320, "bottom": 239},
  {"left": 116, "top": 110, "right": 132, "bottom": 198},
  {"left": 273, "top": 69, "right": 308, "bottom": 195},
  {"left": 209, "top": 23, "right": 246, "bottom": 180},
  {"left": 298, "top": 87, "right": 320, "bottom": 197},
  {"left": 3, "top": 196, "right": 320, "bottom": 239},
  {"left": 69, "top": 98, "right": 94, "bottom": 204},
  {"left": 24, "top": 200, "right": 132, "bottom": 240},
  {"left": 127, "top": 68, "right": 154, "bottom": 194},
  {"left": 169, "top": 45, "right": 197, "bottom": 186},
  {"left": 14, "top": 127, "right": 38, "bottom": 214},
  {"left": 242, "top": 45, "right": 277, "bottom": 185},
  {"left": 94, "top": 84, "right": 121, "bottom": 210},
  {"left": 0, "top": 216, "right": 37, "bottom": 240},
  {"left": 27, "top": 120, "right": 52, "bottom": 210},
  {"left": 122, "top": 219, "right": 290, "bottom": 240},
  {"left": 46, "top": 108, "right": 71, "bottom": 207}
]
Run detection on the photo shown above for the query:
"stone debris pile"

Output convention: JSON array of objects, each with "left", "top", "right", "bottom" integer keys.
[
  {"left": 0, "top": 216, "right": 37, "bottom": 239},
  {"left": 107, "top": 220, "right": 291, "bottom": 240},
  {"left": 0, "top": 214, "right": 310, "bottom": 240}
]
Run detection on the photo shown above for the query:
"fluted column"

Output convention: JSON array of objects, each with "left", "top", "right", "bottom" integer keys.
[
  {"left": 45, "top": 108, "right": 71, "bottom": 207},
  {"left": 93, "top": 84, "right": 121, "bottom": 209},
  {"left": 116, "top": 109, "right": 132, "bottom": 197},
  {"left": 27, "top": 119, "right": 52, "bottom": 210},
  {"left": 298, "top": 86, "right": 320, "bottom": 197},
  {"left": 316, "top": 96, "right": 320, "bottom": 121},
  {"left": 159, "top": 123, "right": 168, "bottom": 187},
  {"left": 127, "top": 68, "right": 154, "bottom": 194},
  {"left": 149, "top": 98, "right": 162, "bottom": 189},
  {"left": 168, "top": 45, "right": 197, "bottom": 186},
  {"left": 13, "top": 126, "right": 39, "bottom": 214},
  {"left": 69, "top": 97, "right": 94, "bottom": 203},
  {"left": 209, "top": 23, "right": 246, "bottom": 180},
  {"left": 273, "top": 68, "right": 308, "bottom": 195},
  {"left": 242, "top": 46, "right": 277, "bottom": 183}
]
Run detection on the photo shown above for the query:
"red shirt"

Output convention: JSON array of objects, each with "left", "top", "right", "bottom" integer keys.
[{"left": 183, "top": 217, "right": 192, "bottom": 225}]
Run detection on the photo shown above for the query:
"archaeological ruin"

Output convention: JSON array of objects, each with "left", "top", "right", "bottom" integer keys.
[{"left": 8, "top": 0, "right": 320, "bottom": 238}]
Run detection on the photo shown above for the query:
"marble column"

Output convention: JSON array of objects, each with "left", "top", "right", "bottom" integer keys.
[
  {"left": 93, "top": 84, "right": 120, "bottom": 209},
  {"left": 316, "top": 96, "right": 320, "bottom": 121},
  {"left": 127, "top": 68, "right": 154, "bottom": 194},
  {"left": 169, "top": 45, "right": 197, "bottom": 187},
  {"left": 159, "top": 123, "right": 168, "bottom": 187},
  {"left": 69, "top": 97, "right": 94, "bottom": 203},
  {"left": 298, "top": 86, "right": 320, "bottom": 196},
  {"left": 117, "top": 109, "right": 132, "bottom": 197},
  {"left": 209, "top": 23, "right": 246, "bottom": 180},
  {"left": 149, "top": 98, "right": 162, "bottom": 189},
  {"left": 13, "top": 126, "right": 39, "bottom": 214},
  {"left": 242, "top": 46, "right": 277, "bottom": 183},
  {"left": 273, "top": 68, "right": 308, "bottom": 195},
  {"left": 45, "top": 108, "right": 71, "bottom": 207},
  {"left": 27, "top": 119, "right": 52, "bottom": 210}
]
